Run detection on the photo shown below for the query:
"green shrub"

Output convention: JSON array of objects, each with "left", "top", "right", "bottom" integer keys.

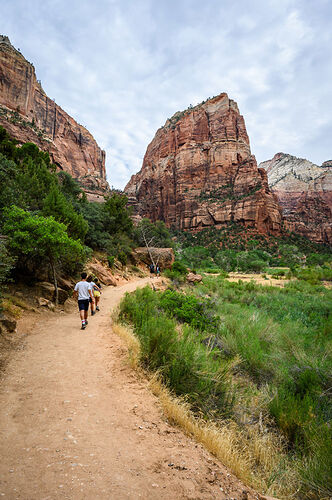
[
  {"left": 107, "top": 255, "right": 115, "bottom": 268},
  {"left": 118, "top": 251, "right": 127, "bottom": 266},
  {"left": 159, "top": 289, "right": 219, "bottom": 332},
  {"left": 118, "top": 286, "right": 233, "bottom": 417}
]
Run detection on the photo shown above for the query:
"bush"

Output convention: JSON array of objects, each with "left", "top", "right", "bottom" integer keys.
[
  {"left": 107, "top": 255, "right": 115, "bottom": 268},
  {"left": 159, "top": 289, "right": 219, "bottom": 332},
  {"left": 118, "top": 286, "right": 233, "bottom": 417}
]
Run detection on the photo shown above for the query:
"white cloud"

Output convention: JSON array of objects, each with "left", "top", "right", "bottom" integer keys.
[{"left": 1, "top": 0, "right": 332, "bottom": 187}]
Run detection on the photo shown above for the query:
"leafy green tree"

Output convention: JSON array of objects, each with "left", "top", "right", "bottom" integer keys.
[
  {"left": 0, "top": 153, "right": 21, "bottom": 216},
  {"left": 3, "top": 206, "right": 85, "bottom": 304},
  {"left": 57, "top": 171, "right": 86, "bottom": 205},
  {"left": 103, "top": 193, "right": 133, "bottom": 235},
  {"left": 42, "top": 185, "right": 88, "bottom": 241}
]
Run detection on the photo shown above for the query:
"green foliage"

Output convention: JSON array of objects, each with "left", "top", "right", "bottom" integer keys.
[
  {"left": 3, "top": 206, "right": 85, "bottom": 274},
  {"left": 292, "top": 264, "right": 332, "bottom": 284},
  {"left": 119, "top": 286, "right": 233, "bottom": 417},
  {"left": 134, "top": 218, "right": 174, "bottom": 248},
  {"left": 163, "top": 260, "right": 188, "bottom": 282},
  {"left": 0, "top": 127, "right": 136, "bottom": 275},
  {"left": 159, "top": 289, "right": 219, "bottom": 331},
  {"left": 57, "top": 171, "right": 85, "bottom": 204},
  {"left": 107, "top": 255, "right": 115, "bottom": 268},
  {"left": 193, "top": 275, "right": 332, "bottom": 497},
  {"left": 103, "top": 193, "right": 133, "bottom": 235},
  {"left": 0, "top": 243, "right": 16, "bottom": 312},
  {"left": 42, "top": 185, "right": 88, "bottom": 240}
]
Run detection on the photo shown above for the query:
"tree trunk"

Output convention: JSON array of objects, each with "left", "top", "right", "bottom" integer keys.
[
  {"left": 142, "top": 231, "right": 156, "bottom": 267},
  {"left": 50, "top": 259, "right": 58, "bottom": 306}
]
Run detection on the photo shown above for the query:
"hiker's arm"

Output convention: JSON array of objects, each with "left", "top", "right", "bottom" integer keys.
[
  {"left": 73, "top": 289, "right": 78, "bottom": 299},
  {"left": 89, "top": 289, "right": 95, "bottom": 301}
]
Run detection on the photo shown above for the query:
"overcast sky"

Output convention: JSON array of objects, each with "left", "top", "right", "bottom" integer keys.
[{"left": 2, "top": 0, "right": 332, "bottom": 188}]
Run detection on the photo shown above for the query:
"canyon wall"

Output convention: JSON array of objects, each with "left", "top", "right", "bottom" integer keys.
[
  {"left": 0, "top": 35, "right": 109, "bottom": 198},
  {"left": 125, "top": 93, "right": 282, "bottom": 233},
  {"left": 259, "top": 153, "right": 332, "bottom": 245}
]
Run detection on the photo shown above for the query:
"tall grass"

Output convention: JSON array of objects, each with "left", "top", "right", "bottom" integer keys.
[
  {"left": 118, "top": 277, "right": 331, "bottom": 498},
  {"left": 118, "top": 286, "right": 233, "bottom": 418},
  {"left": 194, "top": 276, "right": 332, "bottom": 498}
]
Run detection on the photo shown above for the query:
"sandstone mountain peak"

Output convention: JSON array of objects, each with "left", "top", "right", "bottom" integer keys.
[
  {"left": 259, "top": 152, "right": 332, "bottom": 244},
  {"left": 125, "top": 93, "right": 282, "bottom": 234},
  {"left": 0, "top": 36, "right": 109, "bottom": 200}
]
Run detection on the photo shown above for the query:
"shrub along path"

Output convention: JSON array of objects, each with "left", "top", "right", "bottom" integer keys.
[{"left": 0, "top": 277, "right": 269, "bottom": 500}]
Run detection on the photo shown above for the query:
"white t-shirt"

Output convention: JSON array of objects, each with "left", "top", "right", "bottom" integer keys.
[
  {"left": 89, "top": 281, "right": 96, "bottom": 291},
  {"left": 74, "top": 281, "right": 91, "bottom": 300}
]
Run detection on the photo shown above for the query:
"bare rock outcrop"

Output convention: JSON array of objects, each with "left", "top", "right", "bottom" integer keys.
[
  {"left": 125, "top": 93, "right": 282, "bottom": 234},
  {"left": 0, "top": 35, "right": 109, "bottom": 197},
  {"left": 259, "top": 153, "right": 332, "bottom": 245},
  {"left": 131, "top": 247, "right": 175, "bottom": 269}
]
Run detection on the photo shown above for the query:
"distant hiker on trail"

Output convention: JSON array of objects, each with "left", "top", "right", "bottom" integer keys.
[
  {"left": 149, "top": 263, "right": 155, "bottom": 277},
  {"left": 73, "top": 272, "right": 94, "bottom": 330},
  {"left": 87, "top": 275, "right": 97, "bottom": 315},
  {"left": 93, "top": 278, "right": 102, "bottom": 311},
  {"left": 156, "top": 265, "right": 160, "bottom": 277}
]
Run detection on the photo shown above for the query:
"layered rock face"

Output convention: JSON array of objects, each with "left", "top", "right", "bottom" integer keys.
[
  {"left": 0, "top": 35, "right": 109, "bottom": 197},
  {"left": 259, "top": 153, "right": 332, "bottom": 245},
  {"left": 125, "top": 93, "right": 282, "bottom": 233}
]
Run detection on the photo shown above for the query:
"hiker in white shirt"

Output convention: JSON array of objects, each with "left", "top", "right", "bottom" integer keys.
[{"left": 73, "top": 272, "right": 94, "bottom": 330}]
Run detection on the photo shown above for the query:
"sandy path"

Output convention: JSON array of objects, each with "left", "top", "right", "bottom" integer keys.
[{"left": 0, "top": 278, "right": 259, "bottom": 500}]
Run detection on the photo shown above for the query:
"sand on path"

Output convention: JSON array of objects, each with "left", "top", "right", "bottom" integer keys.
[{"left": 0, "top": 277, "right": 260, "bottom": 499}]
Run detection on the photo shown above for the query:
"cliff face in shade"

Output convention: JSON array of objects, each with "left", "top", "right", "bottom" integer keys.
[
  {"left": 125, "top": 93, "right": 282, "bottom": 233},
  {"left": 259, "top": 153, "right": 332, "bottom": 245},
  {"left": 0, "top": 35, "right": 109, "bottom": 197}
]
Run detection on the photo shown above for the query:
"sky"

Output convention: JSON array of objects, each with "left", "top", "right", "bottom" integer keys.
[{"left": 2, "top": 0, "right": 332, "bottom": 189}]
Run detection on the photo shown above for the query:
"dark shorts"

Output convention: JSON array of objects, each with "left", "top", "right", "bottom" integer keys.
[{"left": 78, "top": 299, "right": 89, "bottom": 311}]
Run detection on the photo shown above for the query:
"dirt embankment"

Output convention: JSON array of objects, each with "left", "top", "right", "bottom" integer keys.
[{"left": 0, "top": 277, "right": 272, "bottom": 499}]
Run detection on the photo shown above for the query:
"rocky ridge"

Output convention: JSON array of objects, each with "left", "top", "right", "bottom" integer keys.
[
  {"left": 259, "top": 153, "right": 332, "bottom": 245},
  {"left": 0, "top": 35, "right": 109, "bottom": 199},
  {"left": 125, "top": 93, "right": 282, "bottom": 234}
]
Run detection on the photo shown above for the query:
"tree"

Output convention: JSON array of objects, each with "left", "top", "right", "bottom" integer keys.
[
  {"left": 42, "top": 185, "right": 88, "bottom": 241},
  {"left": 103, "top": 193, "right": 133, "bottom": 235},
  {"left": 3, "top": 206, "right": 85, "bottom": 305},
  {"left": 134, "top": 218, "right": 174, "bottom": 266}
]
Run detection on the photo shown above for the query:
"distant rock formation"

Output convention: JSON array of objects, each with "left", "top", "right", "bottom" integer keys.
[
  {"left": 259, "top": 153, "right": 332, "bottom": 245},
  {"left": 0, "top": 35, "right": 109, "bottom": 198},
  {"left": 125, "top": 93, "right": 282, "bottom": 234}
]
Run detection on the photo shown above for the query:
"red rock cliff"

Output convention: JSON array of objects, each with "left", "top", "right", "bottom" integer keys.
[
  {"left": 259, "top": 153, "right": 332, "bottom": 245},
  {"left": 0, "top": 35, "right": 109, "bottom": 198},
  {"left": 125, "top": 93, "right": 282, "bottom": 233}
]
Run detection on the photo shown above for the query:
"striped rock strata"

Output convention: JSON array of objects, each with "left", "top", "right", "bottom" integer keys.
[
  {"left": 259, "top": 153, "right": 332, "bottom": 245},
  {"left": 125, "top": 93, "right": 282, "bottom": 233},
  {"left": 0, "top": 35, "right": 109, "bottom": 198}
]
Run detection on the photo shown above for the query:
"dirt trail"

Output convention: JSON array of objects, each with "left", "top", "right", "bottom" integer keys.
[{"left": 0, "top": 278, "right": 259, "bottom": 500}]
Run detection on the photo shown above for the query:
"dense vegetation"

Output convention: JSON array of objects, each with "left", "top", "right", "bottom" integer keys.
[
  {"left": 173, "top": 224, "right": 332, "bottom": 279},
  {"left": 119, "top": 276, "right": 332, "bottom": 499},
  {"left": 0, "top": 127, "right": 172, "bottom": 286}
]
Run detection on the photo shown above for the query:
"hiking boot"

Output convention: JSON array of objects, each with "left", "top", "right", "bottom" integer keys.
[
  {"left": 85, "top": 320, "right": 88, "bottom": 325},
  {"left": 81, "top": 323, "right": 86, "bottom": 330},
  {"left": 91, "top": 310, "right": 96, "bottom": 316},
  {"left": 96, "top": 306, "right": 100, "bottom": 311}
]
